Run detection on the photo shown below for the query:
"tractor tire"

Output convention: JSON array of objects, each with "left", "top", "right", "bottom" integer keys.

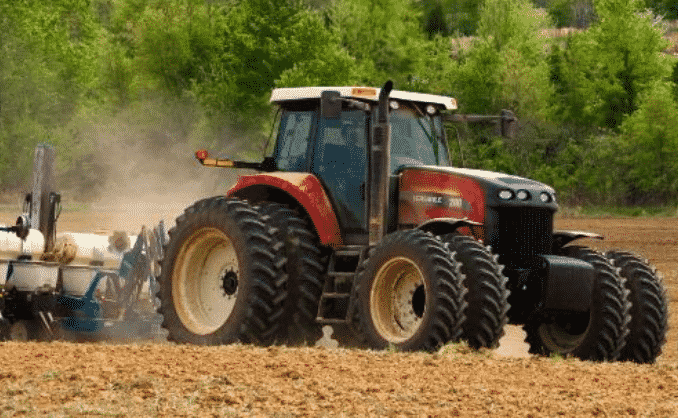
[
  {"left": 441, "top": 233, "right": 510, "bottom": 349},
  {"left": 606, "top": 251, "right": 668, "bottom": 363},
  {"left": 351, "top": 229, "right": 467, "bottom": 351},
  {"left": 156, "top": 197, "right": 286, "bottom": 345},
  {"left": 524, "top": 246, "right": 630, "bottom": 361},
  {"left": 258, "top": 203, "right": 324, "bottom": 345}
]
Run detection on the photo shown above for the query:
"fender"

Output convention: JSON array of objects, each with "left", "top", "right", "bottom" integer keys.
[
  {"left": 553, "top": 230, "right": 603, "bottom": 252},
  {"left": 417, "top": 218, "right": 483, "bottom": 239},
  {"left": 227, "top": 173, "right": 342, "bottom": 247}
]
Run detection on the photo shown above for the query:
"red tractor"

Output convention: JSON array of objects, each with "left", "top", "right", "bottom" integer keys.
[{"left": 157, "top": 81, "right": 668, "bottom": 362}]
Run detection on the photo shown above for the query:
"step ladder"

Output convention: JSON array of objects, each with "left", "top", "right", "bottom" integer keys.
[{"left": 316, "top": 246, "right": 369, "bottom": 324}]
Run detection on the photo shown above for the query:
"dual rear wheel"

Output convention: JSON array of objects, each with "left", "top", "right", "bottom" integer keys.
[
  {"left": 158, "top": 202, "right": 508, "bottom": 352},
  {"left": 524, "top": 246, "right": 668, "bottom": 363}
]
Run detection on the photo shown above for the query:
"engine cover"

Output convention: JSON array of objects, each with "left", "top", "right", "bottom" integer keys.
[{"left": 398, "top": 168, "right": 485, "bottom": 235}]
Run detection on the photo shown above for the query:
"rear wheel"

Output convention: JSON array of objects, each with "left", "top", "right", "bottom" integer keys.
[
  {"left": 441, "top": 233, "right": 509, "bottom": 349},
  {"left": 258, "top": 203, "right": 324, "bottom": 345},
  {"left": 606, "top": 251, "right": 668, "bottom": 363},
  {"left": 524, "top": 246, "right": 630, "bottom": 361},
  {"left": 351, "top": 230, "right": 467, "bottom": 351},
  {"left": 157, "top": 197, "right": 286, "bottom": 345}
]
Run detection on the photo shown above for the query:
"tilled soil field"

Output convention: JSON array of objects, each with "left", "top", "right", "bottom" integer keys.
[{"left": 0, "top": 213, "right": 677, "bottom": 417}]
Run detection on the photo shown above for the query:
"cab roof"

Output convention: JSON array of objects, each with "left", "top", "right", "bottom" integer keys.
[{"left": 270, "top": 86, "right": 457, "bottom": 110}]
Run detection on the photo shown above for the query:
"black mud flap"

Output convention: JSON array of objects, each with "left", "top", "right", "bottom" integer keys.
[{"left": 540, "top": 255, "right": 594, "bottom": 312}]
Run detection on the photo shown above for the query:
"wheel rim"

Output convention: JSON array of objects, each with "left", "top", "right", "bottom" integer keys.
[
  {"left": 370, "top": 257, "right": 427, "bottom": 343},
  {"left": 538, "top": 312, "right": 591, "bottom": 354},
  {"left": 172, "top": 227, "right": 239, "bottom": 336}
]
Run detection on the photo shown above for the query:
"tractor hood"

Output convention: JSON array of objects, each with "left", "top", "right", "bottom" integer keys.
[
  {"left": 432, "top": 166, "right": 558, "bottom": 209},
  {"left": 400, "top": 166, "right": 558, "bottom": 211}
]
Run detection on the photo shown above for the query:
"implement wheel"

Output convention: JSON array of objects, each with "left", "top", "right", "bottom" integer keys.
[
  {"left": 157, "top": 197, "right": 286, "bottom": 345},
  {"left": 606, "top": 251, "right": 668, "bottom": 363},
  {"left": 352, "top": 230, "right": 467, "bottom": 351},
  {"left": 524, "top": 246, "right": 630, "bottom": 361}
]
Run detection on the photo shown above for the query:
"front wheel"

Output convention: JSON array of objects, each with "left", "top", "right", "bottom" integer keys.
[
  {"left": 524, "top": 246, "right": 630, "bottom": 361},
  {"left": 351, "top": 230, "right": 467, "bottom": 351},
  {"left": 157, "top": 197, "right": 286, "bottom": 345},
  {"left": 441, "top": 233, "right": 509, "bottom": 349}
]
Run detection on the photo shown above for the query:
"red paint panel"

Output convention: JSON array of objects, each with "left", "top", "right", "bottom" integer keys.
[
  {"left": 228, "top": 173, "right": 342, "bottom": 247},
  {"left": 399, "top": 168, "right": 485, "bottom": 230}
]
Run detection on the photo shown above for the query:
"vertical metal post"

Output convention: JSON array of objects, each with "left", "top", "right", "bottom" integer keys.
[{"left": 30, "top": 144, "right": 56, "bottom": 252}]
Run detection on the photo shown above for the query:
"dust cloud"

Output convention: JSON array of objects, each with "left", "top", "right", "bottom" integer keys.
[{"left": 81, "top": 105, "right": 260, "bottom": 234}]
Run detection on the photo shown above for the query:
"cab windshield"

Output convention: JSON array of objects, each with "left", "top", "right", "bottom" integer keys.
[{"left": 390, "top": 105, "right": 449, "bottom": 173}]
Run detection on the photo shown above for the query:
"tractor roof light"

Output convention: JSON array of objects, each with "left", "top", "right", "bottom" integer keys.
[
  {"left": 516, "top": 190, "right": 530, "bottom": 201},
  {"left": 389, "top": 100, "right": 399, "bottom": 110},
  {"left": 498, "top": 190, "right": 514, "bottom": 200},
  {"left": 426, "top": 104, "right": 436, "bottom": 115}
]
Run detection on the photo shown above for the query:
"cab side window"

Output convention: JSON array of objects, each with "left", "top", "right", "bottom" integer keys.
[{"left": 275, "top": 110, "right": 314, "bottom": 171}]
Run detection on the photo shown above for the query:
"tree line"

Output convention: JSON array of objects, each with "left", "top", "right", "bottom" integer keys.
[{"left": 1, "top": 0, "right": 677, "bottom": 206}]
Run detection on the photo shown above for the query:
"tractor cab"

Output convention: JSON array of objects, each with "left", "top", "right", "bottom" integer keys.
[{"left": 269, "top": 86, "right": 455, "bottom": 242}]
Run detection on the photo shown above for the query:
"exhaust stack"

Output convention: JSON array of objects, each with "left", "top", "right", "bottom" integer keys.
[{"left": 368, "top": 81, "right": 393, "bottom": 246}]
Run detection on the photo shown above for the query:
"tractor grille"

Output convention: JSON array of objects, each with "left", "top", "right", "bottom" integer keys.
[{"left": 487, "top": 207, "right": 553, "bottom": 268}]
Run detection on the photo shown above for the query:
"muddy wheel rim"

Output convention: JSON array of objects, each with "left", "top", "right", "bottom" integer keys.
[
  {"left": 172, "top": 227, "right": 239, "bottom": 336},
  {"left": 539, "top": 312, "right": 591, "bottom": 354},
  {"left": 370, "top": 257, "right": 426, "bottom": 343}
]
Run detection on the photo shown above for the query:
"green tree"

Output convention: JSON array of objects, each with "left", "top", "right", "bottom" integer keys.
[
  {"left": 421, "top": 0, "right": 481, "bottom": 37},
  {"left": 0, "top": 0, "right": 102, "bottom": 190},
  {"left": 132, "top": 0, "right": 220, "bottom": 96},
  {"left": 618, "top": 81, "right": 678, "bottom": 203},
  {"left": 196, "top": 0, "right": 358, "bottom": 117},
  {"left": 645, "top": 0, "right": 678, "bottom": 19},
  {"left": 551, "top": 0, "right": 671, "bottom": 130},
  {"left": 545, "top": 0, "right": 596, "bottom": 28},
  {"left": 330, "top": 0, "right": 429, "bottom": 89},
  {"left": 452, "top": 0, "right": 553, "bottom": 119}
]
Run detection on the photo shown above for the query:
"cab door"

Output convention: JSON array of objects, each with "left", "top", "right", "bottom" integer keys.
[{"left": 312, "top": 110, "right": 368, "bottom": 236}]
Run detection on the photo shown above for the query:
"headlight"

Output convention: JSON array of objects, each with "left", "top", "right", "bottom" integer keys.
[
  {"left": 516, "top": 190, "right": 530, "bottom": 201},
  {"left": 539, "top": 192, "right": 552, "bottom": 203},
  {"left": 498, "top": 190, "right": 514, "bottom": 200}
]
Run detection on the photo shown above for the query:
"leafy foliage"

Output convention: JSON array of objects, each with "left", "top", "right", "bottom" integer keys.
[
  {"left": 420, "top": 0, "right": 481, "bottom": 37},
  {"left": 645, "top": 0, "right": 678, "bottom": 19},
  {"left": 195, "top": 0, "right": 357, "bottom": 118},
  {"left": 453, "top": 0, "right": 553, "bottom": 119},
  {"left": 617, "top": 81, "right": 678, "bottom": 203},
  {"left": 544, "top": 0, "right": 596, "bottom": 28},
  {"left": 550, "top": 0, "right": 671, "bottom": 130},
  {"left": 0, "top": 0, "right": 102, "bottom": 191}
]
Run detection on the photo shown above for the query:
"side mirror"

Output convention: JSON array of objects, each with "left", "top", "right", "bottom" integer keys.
[
  {"left": 500, "top": 109, "right": 517, "bottom": 139},
  {"left": 321, "top": 90, "right": 341, "bottom": 119}
]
